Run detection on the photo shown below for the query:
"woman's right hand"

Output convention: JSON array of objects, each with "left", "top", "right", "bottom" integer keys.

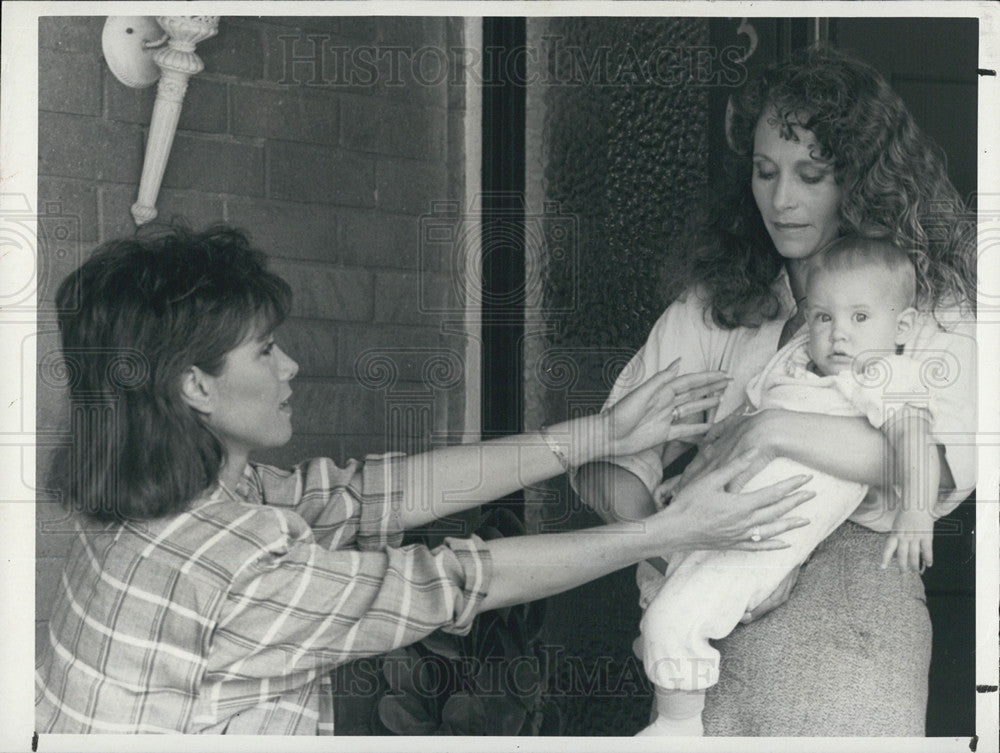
[
  {"left": 595, "top": 360, "right": 731, "bottom": 461},
  {"left": 649, "top": 449, "right": 815, "bottom": 553}
]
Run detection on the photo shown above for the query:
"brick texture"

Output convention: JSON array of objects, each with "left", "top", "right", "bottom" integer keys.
[
  {"left": 35, "top": 15, "right": 469, "bottom": 642},
  {"left": 199, "top": 21, "right": 265, "bottom": 80},
  {"left": 277, "top": 318, "right": 340, "bottom": 376},
  {"left": 39, "top": 51, "right": 102, "bottom": 116},
  {"left": 340, "top": 94, "right": 443, "bottom": 161},
  {"left": 105, "top": 76, "right": 229, "bottom": 134},
  {"left": 39, "top": 111, "right": 144, "bottom": 182},
  {"left": 231, "top": 84, "right": 339, "bottom": 144},
  {"left": 270, "top": 258, "right": 374, "bottom": 321},
  {"left": 288, "top": 378, "right": 386, "bottom": 435},
  {"left": 161, "top": 134, "right": 265, "bottom": 195},
  {"left": 37, "top": 177, "right": 99, "bottom": 243},
  {"left": 337, "top": 323, "right": 453, "bottom": 380},
  {"left": 38, "top": 16, "right": 104, "bottom": 54},
  {"left": 267, "top": 141, "right": 374, "bottom": 206},
  {"left": 375, "top": 159, "right": 449, "bottom": 215},
  {"left": 374, "top": 270, "right": 455, "bottom": 324},
  {"left": 224, "top": 197, "right": 340, "bottom": 262},
  {"left": 262, "top": 24, "right": 341, "bottom": 87},
  {"left": 338, "top": 209, "right": 421, "bottom": 268}
]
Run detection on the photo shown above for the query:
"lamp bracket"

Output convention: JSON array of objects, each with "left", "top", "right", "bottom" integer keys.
[{"left": 101, "top": 16, "right": 163, "bottom": 88}]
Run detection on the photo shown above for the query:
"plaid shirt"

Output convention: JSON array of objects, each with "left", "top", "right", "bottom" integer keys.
[{"left": 35, "top": 455, "right": 492, "bottom": 734}]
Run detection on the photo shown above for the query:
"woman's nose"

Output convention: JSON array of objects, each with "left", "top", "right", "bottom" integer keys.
[
  {"left": 772, "top": 172, "right": 797, "bottom": 211},
  {"left": 277, "top": 347, "right": 299, "bottom": 380}
]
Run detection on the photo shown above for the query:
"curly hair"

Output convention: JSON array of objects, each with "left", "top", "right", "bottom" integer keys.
[
  {"left": 51, "top": 224, "right": 292, "bottom": 522},
  {"left": 673, "top": 44, "right": 976, "bottom": 328}
]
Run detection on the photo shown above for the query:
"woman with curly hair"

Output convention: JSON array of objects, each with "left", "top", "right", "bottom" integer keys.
[{"left": 575, "top": 45, "right": 977, "bottom": 735}]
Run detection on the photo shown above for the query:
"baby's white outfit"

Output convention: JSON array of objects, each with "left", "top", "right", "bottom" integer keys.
[{"left": 636, "top": 331, "right": 936, "bottom": 693}]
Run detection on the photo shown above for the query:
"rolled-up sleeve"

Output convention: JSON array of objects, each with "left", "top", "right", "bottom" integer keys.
[
  {"left": 205, "top": 507, "right": 492, "bottom": 686},
  {"left": 205, "top": 453, "right": 492, "bottom": 686}
]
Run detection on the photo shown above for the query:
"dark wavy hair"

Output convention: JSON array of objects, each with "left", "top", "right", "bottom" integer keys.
[
  {"left": 51, "top": 224, "right": 292, "bottom": 522},
  {"left": 673, "top": 44, "right": 976, "bottom": 328}
]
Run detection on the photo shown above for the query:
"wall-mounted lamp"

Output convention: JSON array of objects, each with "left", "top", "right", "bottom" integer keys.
[{"left": 102, "top": 16, "right": 219, "bottom": 226}]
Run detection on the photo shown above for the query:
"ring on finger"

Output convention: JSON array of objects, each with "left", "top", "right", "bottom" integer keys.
[
  {"left": 671, "top": 406, "right": 681, "bottom": 422},
  {"left": 748, "top": 526, "right": 762, "bottom": 543}
]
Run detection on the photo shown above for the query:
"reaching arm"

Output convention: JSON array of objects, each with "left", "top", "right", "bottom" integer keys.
[
  {"left": 396, "top": 367, "right": 729, "bottom": 530},
  {"left": 477, "top": 517, "right": 668, "bottom": 612},
  {"left": 476, "top": 452, "right": 815, "bottom": 612},
  {"left": 571, "top": 461, "right": 670, "bottom": 577}
]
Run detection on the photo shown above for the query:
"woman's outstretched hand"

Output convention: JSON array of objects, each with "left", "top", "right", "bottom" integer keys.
[
  {"left": 597, "top": 360, "right": 730, "bottom": 459},
  {"left": 650, "top": 449, "right": 815, "bottom": 553}
]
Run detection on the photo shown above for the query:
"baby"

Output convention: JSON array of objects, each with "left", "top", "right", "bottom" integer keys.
[{"left": 637, "top": 235, "right": 940, "bottom": 736}]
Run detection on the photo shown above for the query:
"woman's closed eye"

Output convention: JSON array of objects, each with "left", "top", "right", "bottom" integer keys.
[
  {"left": 261, "top": 340, "right": 276, "bottom": 356},
  {"left": 799, "top": 171, "right": 827, "bottom": 185}
]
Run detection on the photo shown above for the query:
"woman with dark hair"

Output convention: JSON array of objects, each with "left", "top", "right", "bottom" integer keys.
[
  {"left": 576, "top": 45, "right": 977, "bottom": 735},
  {"left": 34, "top": 225, "right": 813, "bottom": 734}
]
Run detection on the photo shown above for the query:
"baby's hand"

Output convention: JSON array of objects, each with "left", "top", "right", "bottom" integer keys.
[
  {"left": 652, "top": 475, "right": 682, "bottom": 507},
  {"left": 880, "top": 507, "right": 935, "bottom": 573}
]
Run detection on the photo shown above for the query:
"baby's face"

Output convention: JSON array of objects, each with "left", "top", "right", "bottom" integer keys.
[{"left": 805, "top": 266, "right": 911, "bottom": 376}]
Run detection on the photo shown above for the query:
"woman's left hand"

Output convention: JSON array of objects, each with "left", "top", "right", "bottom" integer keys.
[{"left": 599, "top": 360, "right": 731, "bottom": 459}]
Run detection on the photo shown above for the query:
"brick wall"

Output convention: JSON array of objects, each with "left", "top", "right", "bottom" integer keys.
[{"left": 36, "top": 16, "right": 472, "bottom": 644}]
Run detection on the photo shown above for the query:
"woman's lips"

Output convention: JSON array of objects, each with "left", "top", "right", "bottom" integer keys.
[{"left": 772, "top": 221, "right": 810, "bottom": 231}]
